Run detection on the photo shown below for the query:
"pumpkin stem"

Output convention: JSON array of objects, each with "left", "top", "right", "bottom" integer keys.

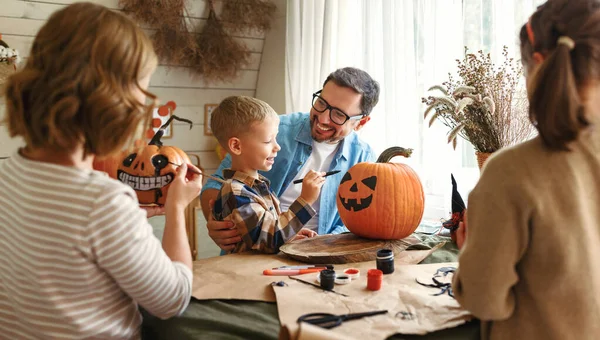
[
  {"left": 149, "top": 115, "right": 194, "bottom": 146},
  {"left": 376, "top": 146, "right": 413, "bottom": 163}
]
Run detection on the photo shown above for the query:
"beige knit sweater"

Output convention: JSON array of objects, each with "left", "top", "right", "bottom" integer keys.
[{"left": 453, "top": 128, "right": 600, "bottom": 339}]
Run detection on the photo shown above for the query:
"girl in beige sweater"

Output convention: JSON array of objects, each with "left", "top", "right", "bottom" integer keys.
[{"left": 453, "top": 0, "right": 600, "bottom": 339}]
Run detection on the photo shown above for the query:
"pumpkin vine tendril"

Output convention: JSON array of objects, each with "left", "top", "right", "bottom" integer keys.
[
  {"left": 376, "top": 147, "right": 414, "bottom": 163},
  {"left": 149, "top": 115, "right": 193, "bottom": 147}
]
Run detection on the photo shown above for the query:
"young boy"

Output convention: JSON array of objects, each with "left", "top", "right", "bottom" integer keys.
[{"left": 210, "top": 96, "right": 325, "bottom": 254}]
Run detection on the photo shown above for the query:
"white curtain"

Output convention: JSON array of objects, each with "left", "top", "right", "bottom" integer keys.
[{"left": 285, "top": 0, "right": 544, "bottom": 221}]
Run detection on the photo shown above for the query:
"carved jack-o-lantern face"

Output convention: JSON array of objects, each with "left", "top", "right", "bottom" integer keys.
[
  {"left": 117, "top": 145, "right": 190, "bottom": 205},
  {"left": 337, "top": 171, "right": 377, "bottom": 212},
  {"left": 336, "top": 147, "right": 425, "bottom": 240}
]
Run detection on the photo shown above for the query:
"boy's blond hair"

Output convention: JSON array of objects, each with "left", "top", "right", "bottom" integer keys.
[
  {"left": 211, "top": 96, "right": 278, "bottom": 149},
  {"left": 3, "top": 2, "right": 158, "bottom": 158}
]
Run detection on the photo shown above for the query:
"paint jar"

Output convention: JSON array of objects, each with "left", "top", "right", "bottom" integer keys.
[
  {"left": 334, "top": 275, "right": 351, "bottom": 285},
  {"left": 367, "top": 269, "right": 383, "bottom": 291},
  {"left": 320, "top": 269, "right": 336, "bottom": 291},
  {"left": 343, "top": 268, "right": 360, "bottom": 280},
  {"left": 376, "top": 249, "right": 395, "bottom": 274}
]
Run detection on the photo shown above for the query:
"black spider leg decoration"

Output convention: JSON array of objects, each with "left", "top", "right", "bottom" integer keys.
[
  {"left": 431, "top": 277, "right": 454, "bottom": 297},
  {"left": 415, "top": 277, "right": 454, "bottom": 298},
  {"left": 431, "top": 285, "right": 454, "bottom": 297},
  {"left": 415, "top": 278, "right": 440, "bottom": 288}
]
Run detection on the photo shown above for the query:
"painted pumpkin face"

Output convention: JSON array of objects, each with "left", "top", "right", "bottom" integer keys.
[
  {"left": 117, "top": 145, "right": 191, "bottom": 205},
  {"left": 93, "top": 114, "right": 194, "bottom": 206},
  {"left": 337, "top": 172, "right": 377, "bottom": 212},
  {"left": 336, "top": 147, "right": 425, "bottom": 240}
]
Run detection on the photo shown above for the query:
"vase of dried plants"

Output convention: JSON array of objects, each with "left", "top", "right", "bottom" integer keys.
[
  {"left": 475, "top": 151, "right": 493, "bottom": 170},
  {"left": 422, "top": 46, "right": 536, "bottom": 172}
]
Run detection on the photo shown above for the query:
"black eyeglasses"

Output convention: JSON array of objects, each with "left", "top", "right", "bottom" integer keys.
[{"left": 311, "top": 91, "right": 365, "bottom": 125}]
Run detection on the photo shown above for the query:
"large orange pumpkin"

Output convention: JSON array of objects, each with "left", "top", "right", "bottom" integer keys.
[
  {"left": 336, "top": 147, "right": 425, "bottom": 240},
  {"left": 93, "top": 115, "right": 193, "bottom": 205}
]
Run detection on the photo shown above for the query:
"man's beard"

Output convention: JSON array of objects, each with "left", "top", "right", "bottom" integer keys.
[{"left": 310, "top": 117, "right": 340, "bottom": 144}]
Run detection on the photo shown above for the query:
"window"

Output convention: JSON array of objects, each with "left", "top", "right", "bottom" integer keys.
[{"left": 286, "top": 0, "right": 545, "bottom": 220}]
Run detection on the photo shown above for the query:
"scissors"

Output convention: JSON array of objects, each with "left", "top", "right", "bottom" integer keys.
[{"left": 297, "top": 310, "right": 388, "bottom": 329}]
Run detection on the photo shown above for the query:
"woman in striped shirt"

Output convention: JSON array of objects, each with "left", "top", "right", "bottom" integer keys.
[{"left": 0, "top": 2, "right": 203, "bottom": 339}]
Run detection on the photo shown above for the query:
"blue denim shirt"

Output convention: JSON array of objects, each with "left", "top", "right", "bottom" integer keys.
[{"left": 202, "top": 112, "right": 376, "bottom": 235}]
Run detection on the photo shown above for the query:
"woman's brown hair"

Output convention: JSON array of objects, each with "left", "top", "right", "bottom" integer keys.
[
  {"left": 3, "top": 2, "right": 158, "bottom": 158},
  {"left": 520, "top": 0, "right": 600, "bottom": 151}
]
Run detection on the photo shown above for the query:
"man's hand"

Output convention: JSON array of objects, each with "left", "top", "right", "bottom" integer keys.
[
  {"left": 206, "top": 199, "right": 242, "bottom": 251},
  {"left": 456, "top": 211, "right": 468, "bottom": 250},
  {"left": 289, "top": 228, "right": 318, "bottom": 242}
]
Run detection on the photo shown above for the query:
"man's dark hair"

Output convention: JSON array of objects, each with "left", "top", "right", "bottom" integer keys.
[{"left": 323, "top": 67, "right": 380, "bottom": 116}]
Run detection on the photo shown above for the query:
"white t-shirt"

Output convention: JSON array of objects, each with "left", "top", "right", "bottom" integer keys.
[{"left": 278, "top": 141, "right": 340, "bottom": 231}]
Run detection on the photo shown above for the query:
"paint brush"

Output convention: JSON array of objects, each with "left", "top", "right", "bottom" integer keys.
[
  {"left": 274, "top": 264, "right": 334, "bottom": 270},
  {"left": 168, "top": 162, "right": 226, "bottom": 184},
  {"left": 293, "top": 170, "right": 341, "bottom": 184},
  {"left": 288, "top": 276, "right": 349, "bottom": 297}
]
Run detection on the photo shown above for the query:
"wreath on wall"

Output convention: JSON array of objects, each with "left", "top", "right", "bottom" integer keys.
[{"left": 119, "top": 0, "right": 276, "bottom": 83}]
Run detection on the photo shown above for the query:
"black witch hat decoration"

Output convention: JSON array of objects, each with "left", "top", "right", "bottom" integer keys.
[{"left": 442, "top": 174, "right": 466, "bottom": 242}]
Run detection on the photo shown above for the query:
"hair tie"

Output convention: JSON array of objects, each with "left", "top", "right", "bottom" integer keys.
[
  {"left": 557, "top": 36, "right": 575, "bottom": 51},
  {"left": 526, "top": 18, "right": 535, "bottom": 47}
]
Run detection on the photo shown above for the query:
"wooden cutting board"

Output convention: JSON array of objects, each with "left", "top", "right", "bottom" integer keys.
[{"left": 279, "top": 233, "right": 422, "bottom": 264}]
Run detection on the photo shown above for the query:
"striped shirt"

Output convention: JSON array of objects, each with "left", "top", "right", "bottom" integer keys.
[
  {"left": 0, "top": 152, "right": 192, "bottom": 339},
  {"left": 213, "top": 169, "right": 316, "bottom": 254}
]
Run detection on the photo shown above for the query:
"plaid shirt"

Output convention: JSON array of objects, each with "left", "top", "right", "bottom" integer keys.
[{"left": 213, "top": 169, "right": 316, "bottom": 254}]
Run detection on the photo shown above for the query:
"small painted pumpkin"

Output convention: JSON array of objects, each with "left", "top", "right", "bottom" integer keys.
[
  {"left": 92, "top": 157, "right": 119, "bottom": 179},
  {"left": 94, "top": 115, "right": 193, "bottom": 205},
  {"left": 336, "top": 147, "right": 425, "bottom": 240}
]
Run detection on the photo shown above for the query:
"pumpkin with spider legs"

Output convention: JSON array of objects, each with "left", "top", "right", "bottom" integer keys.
[
  {"left": 336, "top": 147, "right": 425, "bottom": 240},
  {"left": 93, "top": 115, "right": 193, "bottom": 205}
]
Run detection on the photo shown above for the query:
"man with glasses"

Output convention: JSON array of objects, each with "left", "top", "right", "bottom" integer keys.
[{"left": 200, "top": 67, "right": 380, "bottom": 252}]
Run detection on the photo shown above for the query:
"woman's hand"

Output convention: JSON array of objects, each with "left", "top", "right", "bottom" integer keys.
[
  {"left": 456, "top": 211, "right": 468, "bottom": 250},
  {"left": 165, "top": 163, "right": 203, "bottom": 211},
  {"left": 141, "top": 205, "right": 165, "bottom": 218}
]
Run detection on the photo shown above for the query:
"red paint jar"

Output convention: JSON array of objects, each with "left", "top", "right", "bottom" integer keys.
[{"left": 367, "top": 269, "right": 383, "bottom": 291}]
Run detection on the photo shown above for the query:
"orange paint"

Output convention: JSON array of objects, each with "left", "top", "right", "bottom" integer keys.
[{"left": 367, "top": 269, "right": 383, "bottom": 291}]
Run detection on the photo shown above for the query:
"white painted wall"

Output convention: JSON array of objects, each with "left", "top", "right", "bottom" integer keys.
[{"left": 255, "top": 0, "right": 287, "bottom": 114}]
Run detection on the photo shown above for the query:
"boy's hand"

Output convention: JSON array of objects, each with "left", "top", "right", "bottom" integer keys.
[
  {"left": 299, "top": 170, "right": 326, "bottom": 204},
  {"left": 289, "top": 228, "right": 318, "bottom": 242}
]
